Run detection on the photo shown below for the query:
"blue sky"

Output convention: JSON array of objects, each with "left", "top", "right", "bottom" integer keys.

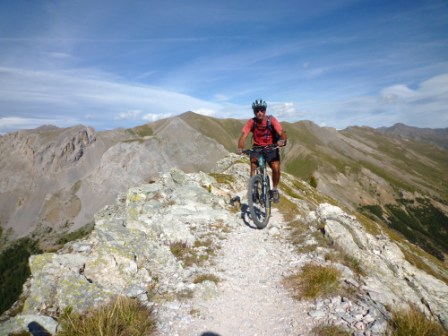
[{"left": 0, "top": 0, "right": 447, "bottom": 134}]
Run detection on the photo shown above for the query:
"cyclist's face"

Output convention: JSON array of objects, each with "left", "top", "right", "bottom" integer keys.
[{"left": 253, "top": 108, "right": 266, "bottom": 120}]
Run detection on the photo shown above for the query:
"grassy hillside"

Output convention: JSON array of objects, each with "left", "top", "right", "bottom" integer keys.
[
  {"left": 180, "top": 111, "right": 244, "bottom": 151},
  {"left": 342, "top": 126, "right": 448, "bottom": 198}
]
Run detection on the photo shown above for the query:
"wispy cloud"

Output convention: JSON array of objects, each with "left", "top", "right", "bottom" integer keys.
[
  {"left": 0, "top": 67, "right": 222, "bottom": 132},
  {"left": 0, "top": 117, "right": 69, "bottom": 134},
  {"left": 296, "top": 73, "right": 448, "bottom": 129}
]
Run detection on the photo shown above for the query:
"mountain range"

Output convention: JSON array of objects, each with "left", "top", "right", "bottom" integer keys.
[{"left": 0, "top": 112, "right": 447, "bottom": 261}]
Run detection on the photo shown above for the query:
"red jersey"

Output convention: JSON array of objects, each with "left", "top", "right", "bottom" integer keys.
[{"left": 242, "top": 116, "right": 283, "bottom": 146}]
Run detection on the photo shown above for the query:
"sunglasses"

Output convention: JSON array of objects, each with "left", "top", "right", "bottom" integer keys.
[{"left": 253, "top": 107, "right": 266, "bottom": 113}]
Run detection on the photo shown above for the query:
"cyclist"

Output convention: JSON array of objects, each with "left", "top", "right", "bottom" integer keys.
[{"left": 237, "top": 99, "right": 287, "bottom": 203}]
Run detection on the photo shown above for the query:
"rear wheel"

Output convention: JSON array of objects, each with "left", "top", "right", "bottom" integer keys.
[{"left": 247, "top": 174, "right": 271, "bottom": 229}]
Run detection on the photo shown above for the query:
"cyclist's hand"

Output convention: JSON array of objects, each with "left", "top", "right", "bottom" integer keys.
[
  {"left": 236, "top": 148, "right": 243, "bottom": 155},
  {"left": 277, "top": 140, "right": 286, "bottom": 147}
]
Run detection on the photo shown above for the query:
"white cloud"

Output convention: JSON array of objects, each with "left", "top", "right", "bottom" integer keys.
[
  {"left": 142, "top": 113, "right": 173, "bottom": 122},
  {"left": 0, "top": 116, "right": 66, "bottom": 134},
  {"left": 380, "top": 85, "right": 416, "bottom": 103},
  {"left": 114, "top": 109, "right": 143, "bottom": 120},
  {"left": 307, "top": 73, "right": 448, "bottom": 129},
  {"left": 193, "top": 108, "right": 216, "bottom": 116},
  {"left": 269, "top": 102, "right": 305, "bottom": 120}
]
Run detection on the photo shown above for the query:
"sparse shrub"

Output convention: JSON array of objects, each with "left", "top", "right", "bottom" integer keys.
[
  {"left": 312, "top": 324, "right": 352, "bottom": 336},
  {"left": 343, "top": 254, "right": 364, "bottom": 276},
  {"left": 324, "top": 252, "right": 338, "bottom": 262},
  {"left": 193, "top": 273, "right": 220, "bottom": 284},
  {"left": 359, "top": 204, "right": 383, "bottom": 219},
  {"left": 208, "top": 173, "right": 235, "bottom": 185},
  {"left": 169, "top": 241, "right": 190, "bottom": 259},
  {"left": 56, "top": 222, "right": 94, "bottom": 245},
  {"left": 56, "top": 296, "right": 156, "bottom": 336},
  {"left": 285, "top": 263, "right": 341, "bottom": 299},
  {"left": 389, "top": 305, "right": 447, "bottom": 336},
  {"left": 0, "top": 238, "right": 41, "bottom": 315},
  {"left": 309, "top": 174, "right": 318, "bottom": 188},
  {"left": 276, "top": 195, "right": 298, "bottom": 222},
  {"left": 287, "top": 219, "right": 308, "bottom": 246},
  {"left": 193, "top": 238, "right": 213, "bottom": 250},
  {"left": 170, "top": 240, "right": 212, "bottom": 267},
  {"left": 280, "top": 181, "right": 303, "bottom": 200}
]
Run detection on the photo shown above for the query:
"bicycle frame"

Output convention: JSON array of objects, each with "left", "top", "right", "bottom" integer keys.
[
  {"left": 243, "top": 145, "right": 277, "bottom": 229},
  {"left": 255, "top": 154, "right": 270, "bottom": 205}
]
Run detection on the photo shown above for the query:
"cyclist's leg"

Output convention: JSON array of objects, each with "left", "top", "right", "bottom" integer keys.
[
  {"left": 266, "top": 149, "right": 281, "bottom": 189},
  {"left": 249, "top": 153, "right": 259, "bottom": 177},
  {"left": 267, "top": 149, "right": 281, "bottom": 203},
  {"left": 270, "top": 160, "right": 280, "bottom": 189}
]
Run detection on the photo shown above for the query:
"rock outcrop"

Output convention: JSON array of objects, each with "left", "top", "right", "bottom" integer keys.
[{"left": 307, "top": 204, "right": 448, "bottom": 330}]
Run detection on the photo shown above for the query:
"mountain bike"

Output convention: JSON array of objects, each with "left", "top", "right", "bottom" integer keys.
[{"left": 243, "top": 145, "right": 278, "bottom": 229}]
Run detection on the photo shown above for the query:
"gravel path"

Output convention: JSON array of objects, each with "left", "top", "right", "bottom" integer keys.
[{"left": 158, "top": 207, "right": 316, "bottom": 336}]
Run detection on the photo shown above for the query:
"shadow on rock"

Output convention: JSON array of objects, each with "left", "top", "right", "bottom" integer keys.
[
  {"left": 27, "top": 322, "right": 51, "bottom": 336},
  {"left": 240, "top": 203, "right": 258, "bottom": 229}
]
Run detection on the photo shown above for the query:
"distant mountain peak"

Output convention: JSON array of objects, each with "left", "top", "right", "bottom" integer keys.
[
  {"left": 35, "top": 124, "right": 60, "bottom": 131},
  {"left": 376, "top": 122, "right": 448, "bottom": 148}
]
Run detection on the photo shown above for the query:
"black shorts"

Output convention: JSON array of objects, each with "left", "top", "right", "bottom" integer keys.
[{"left": 250, "top": 147, "right": 280, "bottom": 164}]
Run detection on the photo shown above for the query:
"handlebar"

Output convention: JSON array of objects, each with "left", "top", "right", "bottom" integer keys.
[{"left": 242, "top": 144, "right": 280, "bottom": 155}]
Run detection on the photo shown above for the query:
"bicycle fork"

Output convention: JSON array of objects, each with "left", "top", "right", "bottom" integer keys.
[{"left": 258, "top": 155, "right": 267, "bottom": 204}]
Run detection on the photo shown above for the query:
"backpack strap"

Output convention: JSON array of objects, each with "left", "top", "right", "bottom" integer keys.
[
  {"left": 251, "top": 115, "right": 273, "bottom": 133},
  {"left": 266, "top": 115, "right": 272, "bottom": 133}
]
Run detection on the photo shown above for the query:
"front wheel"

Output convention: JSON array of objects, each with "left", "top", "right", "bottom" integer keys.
[{"left": 247, "top": 174, "right": 271, "bottom": 229}]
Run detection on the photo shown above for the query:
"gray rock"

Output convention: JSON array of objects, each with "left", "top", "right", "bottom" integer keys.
[
  {"left": 355, "top": 321, "right": 365, "bottom": 330},
  {"left": 0, "top": 314, "right": 58, "bottom": 335},
  {"left": 126, "top": 284, "right": 147, "bottom": 299},
  {"left": 309, "top": 309, "right": 326, "bottom": 319},
  {"left": 370, "top": 319, "right": 388, "bottom": 334},
  {"left": 194, "top": 281, "right": 219, "bottom": 300}
]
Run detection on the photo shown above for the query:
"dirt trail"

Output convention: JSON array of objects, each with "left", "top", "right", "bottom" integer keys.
[{"left": 162, "top": 208, "right": 315, "bottom": 336}]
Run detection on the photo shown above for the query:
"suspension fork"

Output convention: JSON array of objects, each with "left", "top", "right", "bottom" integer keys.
[{"left": 259, "top": 160, "right": 268, "bottom": 202}]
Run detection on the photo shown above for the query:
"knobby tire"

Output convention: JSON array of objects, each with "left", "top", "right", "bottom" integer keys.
[{"left": 247, "top": 174, "right": 271, "bottom": 229}]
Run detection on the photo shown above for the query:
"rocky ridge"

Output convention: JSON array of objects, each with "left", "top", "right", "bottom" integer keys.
[{"left": 1, "top": 154, "right": 447, "bottom": 335}]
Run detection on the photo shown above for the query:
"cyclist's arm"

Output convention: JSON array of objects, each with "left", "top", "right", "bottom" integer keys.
[
  {"left": 271, "top": 117, "right": 287, "bottom": 146},
  {"left": 237, "top": 132, "right": 248, "bottom": 154},
  {"left": 278, "top": 130, "right": 287, "bottom": 146},
  {"left": 237, "top": 120, "right": 254, "bottom": 153}
]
